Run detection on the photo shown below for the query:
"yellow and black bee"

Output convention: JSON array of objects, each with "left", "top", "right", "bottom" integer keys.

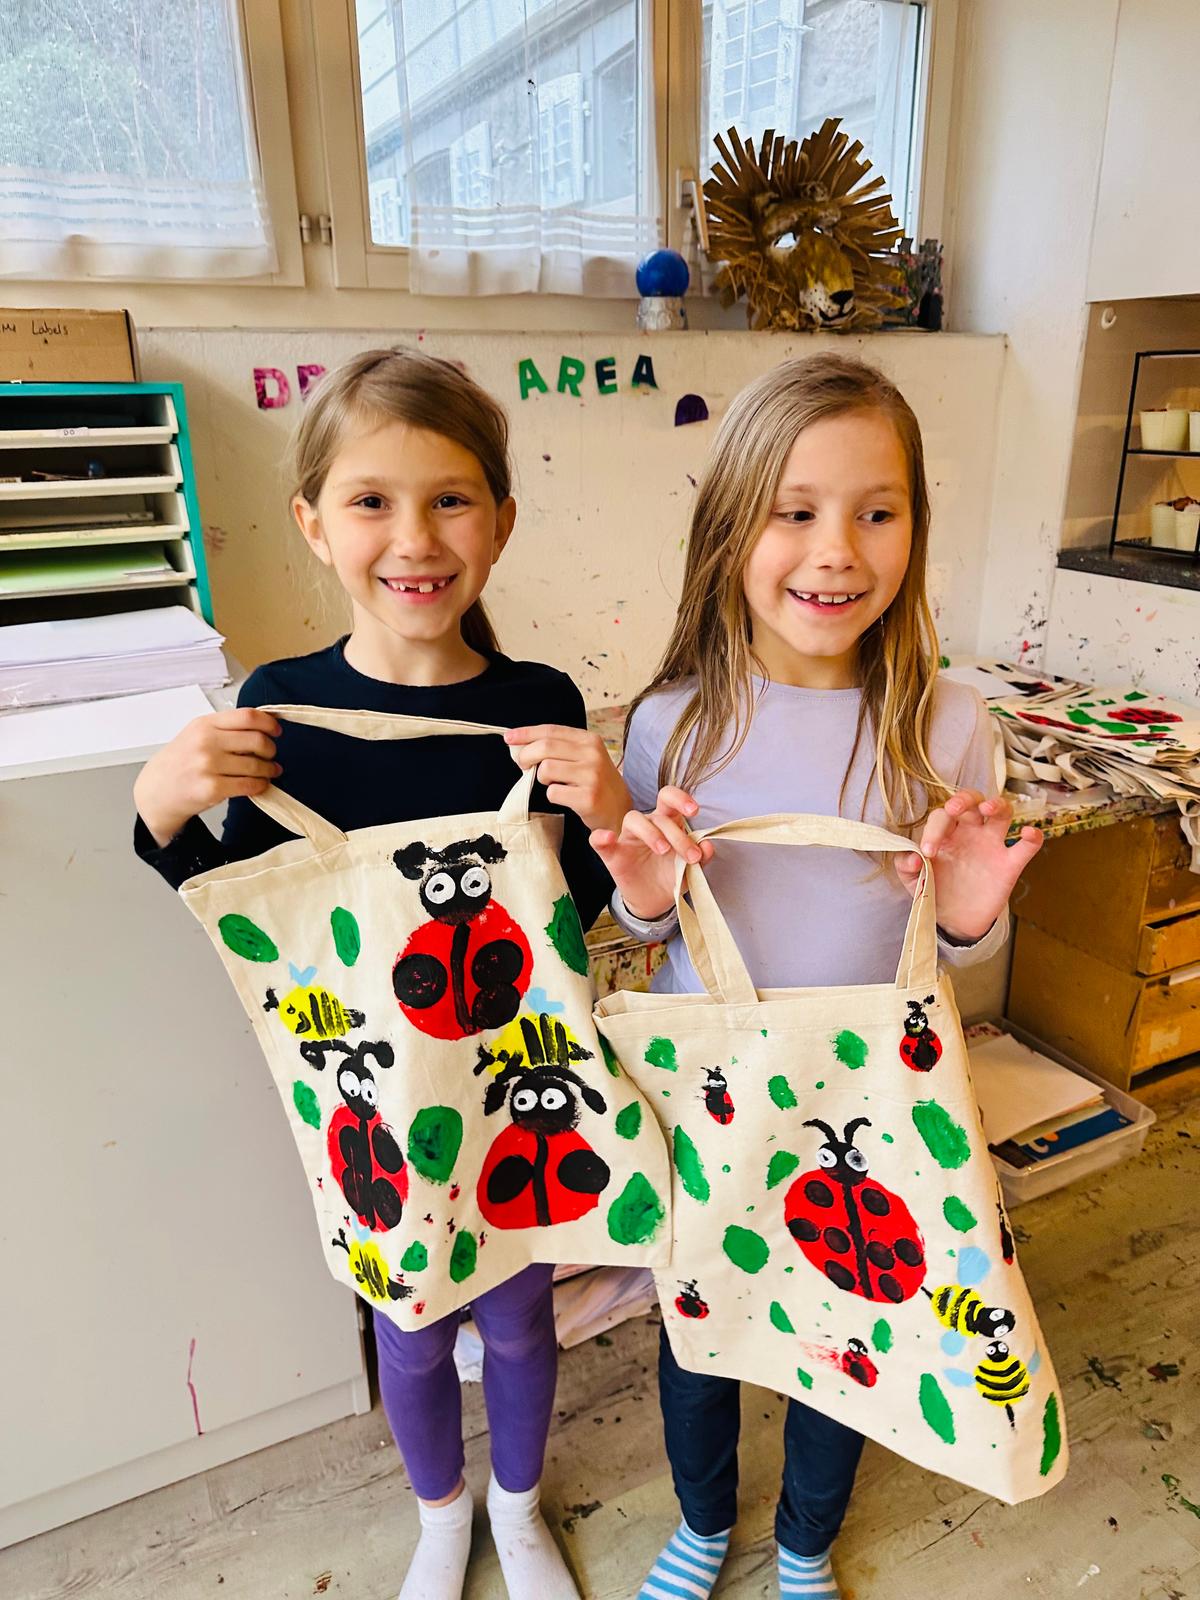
[
  {"left": 265, "top": 982, "right": 365, "bottom": 1068},
  {"left": 974, "top": 1339, "right": 1031, "bottom": 1428},
  {"left": 924, "top": 1284, "right": 1016, "bottom": 1340}
]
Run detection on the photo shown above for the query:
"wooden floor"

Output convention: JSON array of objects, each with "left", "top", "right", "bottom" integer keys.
[{"left": 5, "top": 1067, "right": 1198, "bottom": 1600}]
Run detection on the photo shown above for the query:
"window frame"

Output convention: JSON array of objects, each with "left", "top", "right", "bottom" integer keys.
[{"left": 312, "top": 0, "right": 954, "bottom": 293}]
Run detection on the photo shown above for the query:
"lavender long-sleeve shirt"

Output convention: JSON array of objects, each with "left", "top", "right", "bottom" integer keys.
[{"left": 614, "top": 675, "right": 1009, "bottom": 993}]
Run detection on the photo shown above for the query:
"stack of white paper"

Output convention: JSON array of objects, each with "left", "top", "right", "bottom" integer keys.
[
  {"left": 0, "top": 606, "right": 228, "bottom": 709},
  {"left": 1, "top": 684, "right": 216, "bottom": 776}
]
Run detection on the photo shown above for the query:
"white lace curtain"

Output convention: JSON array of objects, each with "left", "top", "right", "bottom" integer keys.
[
  {"left": 0, "top": 0, "right": 277, "bottom": 280},
  {"left": 360, "top": 0, "right": 659, "bottom": 296}
]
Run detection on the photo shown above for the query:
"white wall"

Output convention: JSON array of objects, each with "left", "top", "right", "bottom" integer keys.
[
  {"left": 949, "top": 0, "right": 1200, "bottom": 695},
  {"left": 141, "top": 328, "right": 1005, "bottom": 706}
]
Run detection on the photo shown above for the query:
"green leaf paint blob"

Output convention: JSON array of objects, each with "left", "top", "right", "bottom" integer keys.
[
  {"left": 608, "top": 1172, "right": 665, "bottom": 1245},
  {"left": 871, "top": 1318, "right": 893, "bottom": 1354},
  {"left": 292, "top": 1080, "right": 321, "bottom": 1129},
  {"left": 832, "top": 1030, "right": 868, "bottom": 1070},
  {"left": 942, "top": 1196, "right": 977, "bottom": 1233},
  {"left": 599, "top": 1035, "right": 621, "bottom": 1077},
  {"left": 219, "top": 913, "right": 278, "bottom": 963},
  {"left": 768, "top": 1075, "right": 797, "bottom": 1110},
  {"left": 919, "top": 1373, "right": 956, "bottom": 1445},
  {"left": 330, "top": 906, "right": 361, "bottom": 967},
  {"left": 911, "top": 1101, "right": 972, "bottom": 1169},
  {"left": 723, "top": 1225, "right": 769, "bottom": 1274},
  {"left": 766, "top": 1150, "right": 800, "bottom": 1190},
  {"left": 546, "top": 894, "right": 589, "bottom": 975},
  {"left": 615, "top": 1102, "right": 642, "bottom": 1140},
  {"left": 645, "top": 1036, "right": 679, "bottom": 1072},
  {"left": 400, "top": 1241, "right": 428, "bottom": 1273},
  {"left": 449, "top": 1230, "right": 477, "bottom": 1284},
  {"left": 769, "top": 1301, "right": 795, "bottom": 1333},
  {"left": 407, "top": 1106, "right": 464, "bottom": 1183},
  {"left": 1040, "top": 1394, "right": 1062, "bottom": 1476},
  {"left": 796, "top": 1366, "right": 814, "bottom": 1391},
  {"left": 673, "top": 1126, "right": 710, "bottom": 1204}
]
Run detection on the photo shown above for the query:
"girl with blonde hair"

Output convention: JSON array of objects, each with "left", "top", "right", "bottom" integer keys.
[{"left": 591, "top": 352, "right": 1044, "bottom": 1600}]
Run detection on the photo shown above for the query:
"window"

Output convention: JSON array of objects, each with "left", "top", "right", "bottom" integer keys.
[
  {"left": 0, "top": 0, "right": 296, "bottom": 282},
  {"left": 313, "top": 0, "right": 945, "bottom": 295},
  {"left": 702, "top": 0, "right": 925, "bottom": 233}
]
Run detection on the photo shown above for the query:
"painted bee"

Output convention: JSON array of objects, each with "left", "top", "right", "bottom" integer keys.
[
  {"left": 924, "top": 1284, "right": 1016, "bottom": 1339},
  {"left": 265, "top": 972, "right": 364, "bottom": 1049},
  {"left": 973, "top": 1339, "right": 1031, "bottom": 1428}
]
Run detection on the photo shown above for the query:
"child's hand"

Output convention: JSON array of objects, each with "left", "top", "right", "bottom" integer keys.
[
  {"left": 589, "top": 786, "right": 714, "bottom": 922},
  {"left": 504, "top": 724, "right": 631, "bottom": 833},
  {"left": 134, "top": 708, "right": 282, "bottom": 848},
  {"left": 896, "top": 789, "right": 1043, "bottom": 942}
]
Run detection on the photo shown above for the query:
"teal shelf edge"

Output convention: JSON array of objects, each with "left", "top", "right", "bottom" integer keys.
[{"left": 0, "top": 379, "right": 214, "bottom": 625}]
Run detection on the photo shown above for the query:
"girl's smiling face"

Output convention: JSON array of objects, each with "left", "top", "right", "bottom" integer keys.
[
  {"left": 742, "top": 408, "right": 914, "bottom": 688},
  {"left": 293, "top": 419, "right": 515, "bottom": 680}
]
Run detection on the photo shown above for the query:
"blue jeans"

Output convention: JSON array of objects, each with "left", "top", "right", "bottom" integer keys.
[{"left": 658, "top": 1326, "right": 864, "bottom": 1557}]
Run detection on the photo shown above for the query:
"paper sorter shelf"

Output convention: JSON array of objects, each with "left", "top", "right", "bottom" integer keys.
[
  {"left": 0, "top": 521, "right": 187, "bottom": 551},
  {"left": 0, "top": 543, "right": 192, "bottom": 601},
  {"left": 0, "top": 472, "right": 181, "bottom": 500}
]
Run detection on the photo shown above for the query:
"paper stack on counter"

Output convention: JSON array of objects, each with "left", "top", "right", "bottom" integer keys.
[
  {"left": 0, "top": 604, "right": 228, "bottom": 709},
  {"left": 966, "top": 1023, "right": 1133, "bottom": 1169}
]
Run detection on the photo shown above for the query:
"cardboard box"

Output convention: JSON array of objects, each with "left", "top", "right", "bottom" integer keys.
[{"left": 0, "top": 309, "right": 138, "bottom": 383}]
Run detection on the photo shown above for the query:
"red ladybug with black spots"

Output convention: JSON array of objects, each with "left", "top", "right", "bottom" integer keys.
[
  {"left": 900, "top": 995, "right": 942, "bottom": 1071},
  {"left": 675, "top": 1280, "right": 710, "bottom": 1319},
  {"left": 841, "top": 1337, "right": 878, "bottom": 1387},
  {"left": 703, "top": 1067, "right": 735, "bottom": 1125},
  {"left": 475, "top": 1015, "right": 611, "bottom": 1229},
  {"left": 324, "top": 1040, "right": 408, "bottom": 1232},
  {"left": 392, "top": 836, "right": 532, "bottom": 1041},
  {"left": 784, "top": 1117, "right": 926, "bottom": 1303}
]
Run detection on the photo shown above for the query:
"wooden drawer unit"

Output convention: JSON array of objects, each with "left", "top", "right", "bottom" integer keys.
[
  {"left": 1011, "top": 812, "right": 1200, "bottom": 973},
  {"left": 1009, "top": 919, "right": 1200, "bottom": 1090}
]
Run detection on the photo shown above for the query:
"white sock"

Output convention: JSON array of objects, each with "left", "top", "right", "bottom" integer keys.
[
  {"left": 398, "top": 1482, "right": 473, "bottom": 1600},
  {"left": 486, "top": 1474, "right": 580, "bottom": 1600},
  {"left": 778, "top": 1542, "right": 840, "bottom": 1598}
]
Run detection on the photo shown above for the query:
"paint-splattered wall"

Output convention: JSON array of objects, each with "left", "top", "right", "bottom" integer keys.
[{"left": 140, "top": 330, "right": 1005, "bottom": 705}]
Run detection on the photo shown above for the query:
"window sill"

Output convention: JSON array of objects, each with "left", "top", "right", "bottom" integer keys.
[{"left": 1057, "top": 544, "right": 1200, "bottom": 594}]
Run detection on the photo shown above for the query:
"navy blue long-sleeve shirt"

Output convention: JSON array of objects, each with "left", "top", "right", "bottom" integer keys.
[{"left": 134, "top": 639, "right": 614, "bottom": 930}]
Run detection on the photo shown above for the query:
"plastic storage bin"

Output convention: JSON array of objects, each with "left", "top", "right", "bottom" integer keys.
[{"left": 979, "top": 1019, "right": 1156, "bottom": 1207}]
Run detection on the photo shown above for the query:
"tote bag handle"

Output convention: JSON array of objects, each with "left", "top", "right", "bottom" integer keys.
[
  {"left": 674, "top": 813, "right": 938, "bottom": 1005},
  {"left": 241, "top": 704, "right": 536, "bottom": 853}
]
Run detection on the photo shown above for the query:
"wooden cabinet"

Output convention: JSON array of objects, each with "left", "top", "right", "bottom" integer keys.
[
  {"left": 1087, "top": 0, "right": 1200, "bottom": 303},
  {"left": 1008, "top": 811, "right": 1200, "bottom": 1087}
]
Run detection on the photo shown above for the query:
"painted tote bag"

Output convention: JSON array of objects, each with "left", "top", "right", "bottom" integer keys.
[
  {"left": 594, "top": 815, "right": 1068, "bottom": 1504},
  {"left": 180, "top": 707, "right": 671, "bottom": 1331}
]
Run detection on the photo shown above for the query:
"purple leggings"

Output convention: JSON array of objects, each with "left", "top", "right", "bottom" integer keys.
[{"left": 374, "top": 1263, "right": 558, "bottom": 1501}]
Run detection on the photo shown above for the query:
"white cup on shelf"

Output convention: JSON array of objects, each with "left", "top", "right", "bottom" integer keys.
[
  {"left": 1151, "top": 501, "right": 1178, "bottom": 547},
  {"left": 1175, "top": 501, "right": 1200, "bottom": 551},
  {"left": 1140, "top": 408, "right": 1189, "bottom": 450}
]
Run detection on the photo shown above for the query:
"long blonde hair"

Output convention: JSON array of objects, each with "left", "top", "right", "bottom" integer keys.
[
  {"left": 290, "top": 348, "right": 511, "bottom": 655},
  {"left": 627, "top": 352, "right": 950, "bottom": 830}
]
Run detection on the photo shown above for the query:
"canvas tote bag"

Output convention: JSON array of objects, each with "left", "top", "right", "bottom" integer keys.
[
  {"left": 594, "top": 814, "right": 1067, "bottom": 1504},
  {"left": 180, "top": 706, "right": 671, "bottom": 1331}
]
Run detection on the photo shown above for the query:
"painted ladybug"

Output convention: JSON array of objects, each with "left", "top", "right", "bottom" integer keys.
[
  {"left": 841, "top": 1337, "right": 878, "bottom": 1387},
  {"left": 704, "top": 1066, "right": 735, "bottom": 1125},
  {"left": 476, "top": 1016, "right": 611, "bottom": 1229},
  {"left": 324, "top": 1040, "right": 408, "bottom": 1232},
  {"left": 675, "top": 1279, "right": 710, "bottom": 1319},
  {"left": 784, "top": 1117, "right": 926, "bottom": 1303},
  {"left": 1107, "top": 706, "right": 1180, "bottom": 725},
  {"left": 392, "top": 836, "right": 532, "bottom": 1041},
  {"left": 900, "top": 996, "right": 942, "bottom": 1071}
]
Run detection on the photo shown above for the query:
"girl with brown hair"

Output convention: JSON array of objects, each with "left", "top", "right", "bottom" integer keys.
[{"left": 134, "top": 347, "right": 629, "bottom": 1600}]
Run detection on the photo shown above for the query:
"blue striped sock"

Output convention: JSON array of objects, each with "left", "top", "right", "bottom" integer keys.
[
  {"left": 639, "top": 1520, "right": 731, "bottom": 1600},
  {"left": 778, "top": 1542, "right": 839, "bottom": 1599}
]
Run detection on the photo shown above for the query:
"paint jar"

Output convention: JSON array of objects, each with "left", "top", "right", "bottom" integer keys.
[
  {"left": 1175, "top": 500, "right": 1200, "bottom": 552},
  {"left": 1190, "top": 411, "right": 1200, "bottom": 453},
  {"left": 1150, "top": 501, "right": 1177, "bottom": 548},
  {"left": 1139, "top": 408, "right": 1188, "bottom": 450}
]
